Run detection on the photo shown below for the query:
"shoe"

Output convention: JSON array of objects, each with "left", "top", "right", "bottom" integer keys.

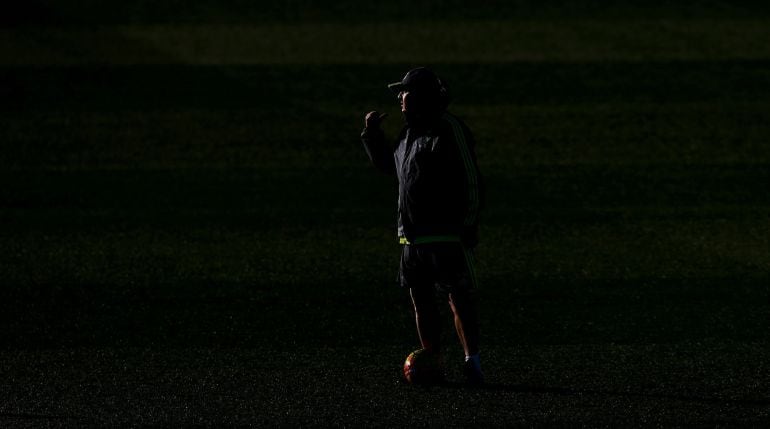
[{"left": 462, "top": 359, "right": 484, "bottom": 386}]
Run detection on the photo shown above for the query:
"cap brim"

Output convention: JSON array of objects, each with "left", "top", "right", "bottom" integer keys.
[{"left": 387, "top": 82, "right": 406, "bottom": 93}]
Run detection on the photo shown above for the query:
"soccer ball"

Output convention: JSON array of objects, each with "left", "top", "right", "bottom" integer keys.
[{"left": 403, "top": 349, "right": 443, "bottom": 384}]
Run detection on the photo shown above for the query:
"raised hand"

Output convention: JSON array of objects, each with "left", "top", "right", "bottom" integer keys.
[{"left": 364, "top": 111, "right": 388, "bottom": 129}]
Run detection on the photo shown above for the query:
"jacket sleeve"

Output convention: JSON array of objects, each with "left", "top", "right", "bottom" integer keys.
[
  {"left": 360, "top": 127, "right": 396, "bottom": 175},
  {"left": 460, "top": 125, "right": 482, "bottom": 248},
  {"left": 439, "top": 115, "right": 482, "bottom": 248}
]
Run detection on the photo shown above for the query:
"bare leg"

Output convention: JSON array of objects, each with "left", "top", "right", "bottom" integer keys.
[
  {"left": 448, "top": 289, "right": 479, "bottom": 357},
  {"left": 409, "top": 287, "right": 441, "bottom": 353}
]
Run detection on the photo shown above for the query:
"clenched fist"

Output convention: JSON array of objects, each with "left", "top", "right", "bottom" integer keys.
[{"left": 364, "top": 111, "right": 388, "bottom": 129}]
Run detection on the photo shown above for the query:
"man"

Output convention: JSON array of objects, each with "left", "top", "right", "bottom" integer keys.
[{"left": 360, "top": 67, "right": 484, "bottom": 384}]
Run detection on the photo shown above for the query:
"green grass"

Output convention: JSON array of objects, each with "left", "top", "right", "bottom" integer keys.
[
  {"left": 2, "top": 9, "right": 770, "bottom": 425},
  {"left": 4, "top": 20, "right": 770, "bottom": 66}
]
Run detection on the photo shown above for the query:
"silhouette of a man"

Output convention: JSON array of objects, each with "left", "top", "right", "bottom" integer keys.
[{"left": 361, "top": 67, "right": 484, "bottom": 384}]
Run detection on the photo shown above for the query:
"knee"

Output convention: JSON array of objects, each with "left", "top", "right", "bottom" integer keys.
[
  {"left": 410, "top": 287, "right": 436, "bottom": 312},
  {"left": 449, "top": 290, "right": 476, "bottom": 314}
]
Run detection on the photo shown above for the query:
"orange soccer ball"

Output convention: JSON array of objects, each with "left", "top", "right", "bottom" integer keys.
[{"left": 403, "top": 349, "right": 443, "bottom": 385}]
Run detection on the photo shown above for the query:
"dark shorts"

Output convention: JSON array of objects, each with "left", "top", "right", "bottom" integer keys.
[{"left": 398, "top": 242, "right": 477, "bottom": 293}]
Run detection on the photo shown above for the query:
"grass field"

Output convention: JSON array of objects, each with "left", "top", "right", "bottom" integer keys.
[{"left": 2, "top": 2, "right": 770, "bottom": 426}]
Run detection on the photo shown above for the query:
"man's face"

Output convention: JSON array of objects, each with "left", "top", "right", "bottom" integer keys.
[{"left": 398, "top": 90, "right": 411, "bottom": 113}]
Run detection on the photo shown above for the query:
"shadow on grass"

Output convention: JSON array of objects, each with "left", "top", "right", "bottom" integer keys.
[
  {"left": 0, "top": 412, "right": 81, "bottom": 423},
  {"left": 442, "top": 382, "right": 770, "bottom": 407}
]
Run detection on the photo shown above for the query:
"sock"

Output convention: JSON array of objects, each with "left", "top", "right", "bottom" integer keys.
[{"left": 464, "top": 353, "right": 481, "bottom": 370}]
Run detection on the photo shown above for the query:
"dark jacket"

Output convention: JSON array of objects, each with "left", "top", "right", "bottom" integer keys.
[{"left": 361, "top": 112, "right": 482, "bottom": 248}]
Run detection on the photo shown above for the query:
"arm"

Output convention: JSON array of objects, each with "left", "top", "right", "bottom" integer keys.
[
  {"left": 440, "top": 114, "right": 482, "bottom": 248},
  {"left": 360, "top": 111, "right": 395, "bottom": 175}
]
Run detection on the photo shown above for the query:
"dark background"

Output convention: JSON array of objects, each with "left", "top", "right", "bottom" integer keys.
[{"left": 1, "top": 1, "right": 769, "bottom": 425}]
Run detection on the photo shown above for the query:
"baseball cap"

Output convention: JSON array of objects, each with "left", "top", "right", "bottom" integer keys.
[{"left": 387, "top": 67, "right": 443, "bottom": 95}]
